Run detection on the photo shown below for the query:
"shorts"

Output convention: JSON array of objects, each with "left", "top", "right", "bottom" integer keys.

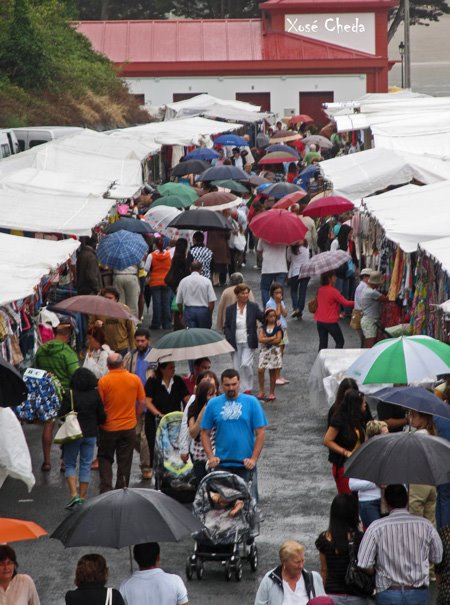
[
  {"left": 280, "top": 327, "right": 289, "bottom": 346},
  {"left": 361, "top": 315, "right": 378, "bottom": 339},
  {"left": 258, "top": 345, "right": 283, "bottom": 369}
]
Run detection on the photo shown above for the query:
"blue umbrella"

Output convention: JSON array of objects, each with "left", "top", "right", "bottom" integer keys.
[
  {"left": 199, "top": 165, "right": 248, "bottom": 182},
  {"left": 214, "top": 134, "right": 248, "bottom": 147},
  {"left": 97, "top": 230, "right": 148, "bottom": 270},
  {"left": 262, "top": 182, "right": 304, "bottom": 199},
  {"left": 256, "top": 182, "right": 272, "bottom": 193},
  {"left": 372, "top": 386, "right": 450, "bottom": 421},
  {"left": 185, "top": 148, "right": 219, "bottom": 160},
  {"left": 266, "top": 144, "right": 300, "bottom": 159},
  {"left": 105, "top": 217, "right": 154, "bottom": 235},
  {"left": 294, "top": 164, "right": 320, "bottom": 190}
]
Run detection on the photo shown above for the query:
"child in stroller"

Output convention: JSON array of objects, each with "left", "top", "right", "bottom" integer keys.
[{"left": 186, "top": 469, "right": 259, "bottom": 582}]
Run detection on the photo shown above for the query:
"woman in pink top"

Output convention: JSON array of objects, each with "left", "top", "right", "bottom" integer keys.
[{"left": 314, "top": 272, "right": 354, "bottom": 350}]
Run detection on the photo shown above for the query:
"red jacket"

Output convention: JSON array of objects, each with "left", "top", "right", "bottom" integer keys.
[{"left": 314, "top": 284, "right": 354, "bottom": 323}]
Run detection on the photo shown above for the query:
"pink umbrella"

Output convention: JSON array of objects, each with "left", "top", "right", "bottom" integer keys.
[
  {"left": 249, "top": 209, "right": 308, "bottom": 245},
  {"left": 272, "top": 191, "right": 308, "bottom": 210},
  {"left": 302, "top": 196, "right": 354, "bottom": 218}
]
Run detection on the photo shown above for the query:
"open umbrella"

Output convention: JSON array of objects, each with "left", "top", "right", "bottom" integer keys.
[
  {"left": 303, "top": 135, "right": 333, "bottom": 149},
  {"left": 272, "top": 190, "right": 308, "bottom": 210},
  {"left": 194, "top": 192, "right": 241, "bottom": 212},
  {"left": 0, "top": 518, "right": 47, "bottom": 543},
  {"left": 249, "top": 208, "right": 308, "bottom": 245},
  {"left": 266, "top": 144, "right": 300, "bottom": 159},
  {"left": 50, "top": 487, "right": 201, "bottom": 549},
  {"left": 157, "top": 182, "right": 199, "bottom": 203},
  {"left": 171, "top": 160, "right": 210, "bottom": 177},
  {"left": 288, "top": 114, "right": 314, "bottom": 126},
  {"left": 295, "top": 164, "right": 321, "bottom": 190},
  {"left": 298, "top": 250, "right": 350, "bottom": 278},
  {"left": 151, "top": 195, "right": 192, "bottom": 210},
  {"left": 185, "top": 148, "right": 219, "bottom": 161},
  {"left": 211, "top": 180, "right": 249, "bottom": 193},
  {"left": 0, "top": 356, "right": 27, "bottom": 407},
  {"left": 52, "top": 295, "right": 138, "bottom": 321},
  {"left": 302, "top": 195, "right": 354, "bottom": 218},
  {"left": 105, "top": 217, "right": 154, "bottom": 235},
  {"left": 346, "top": 335, "right": 450, "bottom": 385},
  {"left": 263, "top": 182, "right": 305, "bottom": 199},
  {"left": 146, "top": 328, "right": 234, "bottom": 362},
  {"left": 269, "top": 130, "right": 302, "bottom": 144},
  {"left": 247, "top": 175, "right": 270, "bottom": 187},
  {"left": 259, "top": 151, "right": 299, "bottom": 164},
  {"left": 167, "top": 209, "right": 231, "bottom": 231},
  {"left": 199, "top": 165, "right": 249, "bottom": 182},
  {"left": 214, "top": 134, "right": 247, "bottom": 147},
  {"left": 96, "top": 231, "right": 148, "bottom": 270},
  {"left": 144, "top": 206, "right": 191, "bottom": 240},
  {"left": 344, "top": 431, "right": 450, "bottom": 485},
  {"left": 372, "top": 386, "right": 450, "bottom": 421}
]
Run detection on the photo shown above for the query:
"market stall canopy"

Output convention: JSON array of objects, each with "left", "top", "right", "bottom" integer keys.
[
  {"left": 0, "top": 185, "right": 114, "bottom": 236},
  {"left": 0, "top": 233, "right": 80, "bottom": 306},
  {"left": 164, "top": 93, "right": 260, "bottom": 119},
  {"left": 419, "top": 236, "right": 450, "bottom": 276},
  {"left": 203, "top": 104, "right": 270, "bottom": 123},
  {"left": 362, "top": 180, "right": 450, "bottom": 253},
  {"left": 110, "top": 117, "right": 243, "bottom": 147}
]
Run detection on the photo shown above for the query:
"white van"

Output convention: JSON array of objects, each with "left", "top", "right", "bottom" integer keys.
[
  {"left": 0, "top": 129, "right": 20, "bottom": 158},
  {"left": 13, "top": 126, "right": 84, "bottom": 151}
]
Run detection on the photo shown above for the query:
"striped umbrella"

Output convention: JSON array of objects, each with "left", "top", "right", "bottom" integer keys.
[
  {"left": 97, "top": 231, "right": 148, "bottom": 270},
  {"left": 347, "top": 335, "right": 450, "bottom": 384},
  {"left": 146, "top": 328, "right": 234, "bottom": 362},
  {"left": 298, "top": 250, "right": 350, "bottom": 278}
]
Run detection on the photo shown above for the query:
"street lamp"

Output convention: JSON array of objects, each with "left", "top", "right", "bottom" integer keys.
[{"left": 399, "top": 41, "right": 405, "bottom": 88}]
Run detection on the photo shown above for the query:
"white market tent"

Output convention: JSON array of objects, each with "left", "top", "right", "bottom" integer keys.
[
  {"left": 111, "top": 116, "right": 243, "bottom": 147},
  {"left": 203, "top": 104, "right": 270, "bottom": 123},
  {"left": 419, "top": 236, "right": 450, "bottom": 275},
  {"left": 0, "top": 234, "right": 80, "bottom": 306},
  {"left": 164, "top": 94, "right": 260, "bottom": 119},
  {"left": 362, "top": 180, "right": 450, "bottom": 253}
]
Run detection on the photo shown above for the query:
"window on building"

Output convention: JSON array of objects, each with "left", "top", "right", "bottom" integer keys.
[
  {"left": 235, "top": 92, "right": 271, "bottom": 112},
  {"left": 133, "top": 94, "right": 145, "bottom": 105},
  {"left": 299, "top": 92, "right": 334, "bottom": 126}
]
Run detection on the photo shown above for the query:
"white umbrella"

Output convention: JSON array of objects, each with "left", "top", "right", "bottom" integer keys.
[{"left": 144, "top": 206, "right": 191, "bottom": 240}]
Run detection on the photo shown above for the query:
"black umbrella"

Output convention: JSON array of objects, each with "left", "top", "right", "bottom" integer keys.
[
  {"left": 105, "top": 217, "right": 154, "bottom": 235},
  {"left": 0, "top": 356, "right": 27, "bottom": 407},
  {"left": 167, "top": 208, "right": 230, "bottom": 231},
  {"left": 372, "top": 386, "right": 450, "bottom": 421},
  {"left": 199, "top": 165, "right": 249, "bottom": 182},
  {"left": 50, "top": 487, "right": 202, "bottom": 549},
  {"left": 172, "top": 160, "right": 210, "bottom": 177}
]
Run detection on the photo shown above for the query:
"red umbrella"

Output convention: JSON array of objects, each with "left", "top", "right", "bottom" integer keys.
[
  {"left": 259, "top": 151, "right": 298, "bottom": 164},
  {"left": 302, "top": 196, "right": 354, "bottom": 218},
  {"left": 272, "top": 191, "right": 308, "bottom": 209},
  {"left": 249, "top": 209, "right": 308, "bottom": 245},
  {"left": 288, "top": 114, "right": 314, "bottom": 126}
]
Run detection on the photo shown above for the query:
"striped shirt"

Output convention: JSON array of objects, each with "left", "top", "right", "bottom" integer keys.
[
  {"left": 188, "top": 245, "right": 213, "bottom": 280},
  {"left": 357, "top": 508, "right": 443, "bottom": 592}
]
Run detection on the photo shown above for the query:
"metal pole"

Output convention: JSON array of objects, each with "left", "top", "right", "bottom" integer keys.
[
  {"left": 404, "top": 0, "right": 411, "bottom": 88},
  {"left": 401, "top": 55, "right": 404, "bottom": 88}
]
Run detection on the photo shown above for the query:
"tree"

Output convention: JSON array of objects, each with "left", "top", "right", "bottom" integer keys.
[{"left": 388, "top": 0, "right": 450, "bottom": 42}]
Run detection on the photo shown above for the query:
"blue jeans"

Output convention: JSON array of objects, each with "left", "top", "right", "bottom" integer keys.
[
  {"left": 183, "top": 305, "right": 212, "bottom": 329},
  {"left": 63, "top": 436, "right": 97, "bottom": 483},
  {"left": 375, "top": 588, "right": 428, "bottom": 605},
  {"left": 297, "top": 277, "right": 310, "bottom": 314},
  {"left": 150, "top": 286, "right": 172, "bottom": 329},
  {"left": 260, "top": 273, "right": 287, "bottom": 308},
  {"left": 359, "top": 499, "right": 381, "bottom": 528},
  {"left": 437, "top": 483, "right": 450, "bottom": 529}
]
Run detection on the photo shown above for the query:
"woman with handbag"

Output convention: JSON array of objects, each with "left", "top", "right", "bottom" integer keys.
[
  {"left": 314, "top": 272, "right": 354, "bottom": 350},
  {"left": 65, "top": 554, "right": 124, "bottom": 605},
  {"left": 315, "top": 494, "right": 372, "bottom": 605},
  {"left": 59, "top": 368, "right": 106, "bottom": 509}
]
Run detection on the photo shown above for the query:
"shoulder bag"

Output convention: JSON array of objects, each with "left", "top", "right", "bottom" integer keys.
[
  {"left": 54, "top": 390, "right": 83, "bottom": 444},
  {"left": 105, "top": 587, "right": 113, "bottom": 605},
  {"left": 345, "top": 539, "right": 375, "bottom": 597},
  {"left": 308, "top": 295, "right": 318, "bottom": 314}
]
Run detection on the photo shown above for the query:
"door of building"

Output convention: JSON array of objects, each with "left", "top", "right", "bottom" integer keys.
[
  {"left": 235, "top": 92, "right": 271, "bottom": 112},
  {"left": 299, "top": 92, "right": 334, "bottom": 126}
]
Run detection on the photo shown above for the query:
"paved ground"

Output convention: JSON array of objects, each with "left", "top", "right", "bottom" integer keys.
[{"left": 0, "top": 258, "right": 410, "bottom": 604}]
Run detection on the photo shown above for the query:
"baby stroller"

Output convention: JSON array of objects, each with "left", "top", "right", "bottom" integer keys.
[
  {"left": 186, "top": 468, "right": 259, "bottom": 582},
  {"left": 154, "top": 412, "right": 196, "bottom": 503}
]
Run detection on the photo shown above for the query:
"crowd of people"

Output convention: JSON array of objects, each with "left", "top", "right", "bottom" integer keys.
[{"left": 4, "top": 127, "right": 450, "bottom": 605}]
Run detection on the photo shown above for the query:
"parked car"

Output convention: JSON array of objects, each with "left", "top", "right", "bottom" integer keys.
[
  {"left": 13, "top": 126, "right": 84, "bottom": 151},
  {"left": 0, "top": 129, "right": 20, "bottom": 158}
]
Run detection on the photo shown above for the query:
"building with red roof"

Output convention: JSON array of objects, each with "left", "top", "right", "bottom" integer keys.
[{"left": 76, "top": 0, "right": 398, "bottom": 123}]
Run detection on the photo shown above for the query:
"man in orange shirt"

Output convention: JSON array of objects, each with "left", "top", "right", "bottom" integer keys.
[{"left": 98, "top": 352, "right": 146, "bottom": 493}]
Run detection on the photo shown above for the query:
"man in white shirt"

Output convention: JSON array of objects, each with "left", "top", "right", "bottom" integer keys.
[
  {"left": 352, "top": 268, "right": 371, "bottom": 346},
  {"left": 176, "top": 260, "right": 217, "bottom": 329},
  {"left": 120, "top": 542, "right": 188, "bottom": 605},
  {"left": 257, "top": 239, "right": 288, "bottom": 307}
]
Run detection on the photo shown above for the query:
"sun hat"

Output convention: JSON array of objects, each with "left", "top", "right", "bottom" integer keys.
[
  {"left": 360, "top": 268, "right": 372, "bottom": 277},
  {"left": 368, "top": 270, "right": 384, "bottom": 285}
]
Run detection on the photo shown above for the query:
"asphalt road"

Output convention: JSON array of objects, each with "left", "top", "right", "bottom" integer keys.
[{"left": 0, "top": 260, "right": 371, "bottom": 603}]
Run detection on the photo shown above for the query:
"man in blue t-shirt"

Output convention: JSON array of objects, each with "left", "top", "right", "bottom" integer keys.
[{"left": 201, "top": 368, "right": 267, "bottom": 492}]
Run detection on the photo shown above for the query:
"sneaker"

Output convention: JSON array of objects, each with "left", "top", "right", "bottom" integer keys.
[
  {"left": 291, "top": 310, "right": 300, "bottom": 318},
  {"left": 65, "top": 496, "right": 81, "bottom": 509}
]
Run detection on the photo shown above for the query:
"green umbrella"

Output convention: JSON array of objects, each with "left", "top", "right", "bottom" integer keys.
[
  {"left": 146, "top": 328, "right": 234, "bottom": 362},
  {"left": 151, "top": 195, "right": 192, "bottom": 210},
  {"left": 347, "top": 335, "right": 450, "bottom": 384},
  {"left": 157, "top": 183, "right": 199, "bottom": 203},
  {"left": 211, "top": 180, "right": 248, "bottom": 193}
]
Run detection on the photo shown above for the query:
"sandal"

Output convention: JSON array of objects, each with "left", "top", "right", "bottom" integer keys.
[
  {"left": 256, "top": 393, "right": 266, "bottom": 400},
  {"left": 267, "top": 394, "right": 276, "bottom": 401},
  {"left": 41, "top": 462, "right": 51, "bottom": 472}
]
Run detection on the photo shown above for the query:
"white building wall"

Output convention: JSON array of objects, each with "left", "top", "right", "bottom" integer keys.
[{"left": 125, "top": 74, "right": 367, "bottom": 116}]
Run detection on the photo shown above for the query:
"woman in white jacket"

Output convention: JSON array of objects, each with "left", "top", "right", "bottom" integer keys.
[
  {"left": 254, "top": 540, "right": 326, "bottom": 605},
  {"left": 82, "top": 327, "right": 111, "bottom": 379}
]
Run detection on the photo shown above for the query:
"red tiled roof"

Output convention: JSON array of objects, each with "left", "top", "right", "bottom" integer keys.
[
  {"left": 76, "top": 19, "right": 380, "bottom": 66},
  {"left": 260, "top": 0, "right": 398, "bottom": 10}
]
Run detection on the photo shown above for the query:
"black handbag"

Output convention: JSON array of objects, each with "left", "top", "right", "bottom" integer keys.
[{"left": 345, "top": 540, "right": 375, "bottom": 597}]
